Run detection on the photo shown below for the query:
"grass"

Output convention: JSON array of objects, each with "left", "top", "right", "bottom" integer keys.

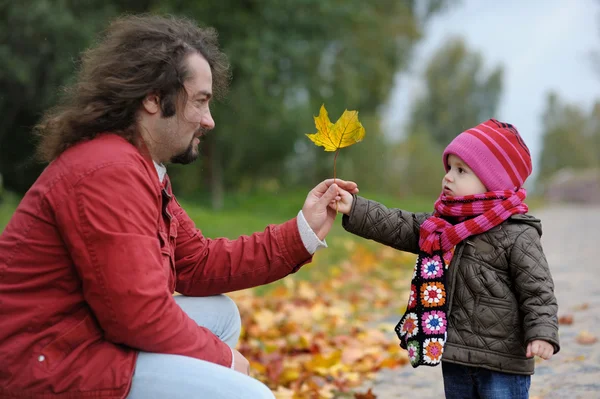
[{"left": 0, "top": 192, "right": 20, "bottom": 232}]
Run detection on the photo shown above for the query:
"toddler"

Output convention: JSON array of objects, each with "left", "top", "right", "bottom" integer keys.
[{"left": 335, "top": 119, "right": 559, "bottom": 398}]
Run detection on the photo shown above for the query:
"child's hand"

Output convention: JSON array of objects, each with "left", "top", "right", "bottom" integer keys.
[
  {"left": 329, "top": 187, "right": 354, "bottom": 215},
  {"left": 526, "top": 340, "right": 554, "bottom": 360}
]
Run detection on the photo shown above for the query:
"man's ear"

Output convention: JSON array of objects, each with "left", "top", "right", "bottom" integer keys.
[{"left": 142, "top": 93, "right": 161, "bottom": 114}]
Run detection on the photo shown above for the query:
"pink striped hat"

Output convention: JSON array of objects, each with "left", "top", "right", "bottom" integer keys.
[{"left": 442, "top": 119, "right": 532, "bottom": 191}]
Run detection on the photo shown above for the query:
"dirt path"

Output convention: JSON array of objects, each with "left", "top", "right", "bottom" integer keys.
[{"left": 363, "top": 204, "right": 600, "bottom": 398}]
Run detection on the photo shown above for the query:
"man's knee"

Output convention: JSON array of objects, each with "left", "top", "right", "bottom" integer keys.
[
  {"left": 216, "top": 295, "right": 241, "bottom": 330},
  {"left": 174, "top": 294, "right": 242, "bottom": 346},
  {"left": 211, "top": 295, "right": 241, "bottom": 347}
]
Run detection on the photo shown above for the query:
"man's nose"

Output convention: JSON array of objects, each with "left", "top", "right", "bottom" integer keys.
[{"left": 201, "top": 110, "right": 215, "bottom": 130}]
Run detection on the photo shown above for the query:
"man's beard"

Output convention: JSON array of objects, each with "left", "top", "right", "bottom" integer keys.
[{"left": 170, "top": 136, "right": 201, "bottom": 165}]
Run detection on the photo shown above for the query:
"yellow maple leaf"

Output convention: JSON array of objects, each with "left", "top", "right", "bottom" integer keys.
[
  {"left": 306, "top": 104, "right": 365, "bottom": 152},
  {"left": 305, "top": 104, "right": 365, "bottom": 211}
]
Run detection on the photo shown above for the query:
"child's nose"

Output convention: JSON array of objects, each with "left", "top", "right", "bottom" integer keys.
[{"left": 444, "top": 173, "right": 453, "bottom": 183}]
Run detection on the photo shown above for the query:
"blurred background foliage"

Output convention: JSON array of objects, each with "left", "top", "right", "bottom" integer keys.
[{"left": 1, "top": 0, "right": 599, "bottom": 221}]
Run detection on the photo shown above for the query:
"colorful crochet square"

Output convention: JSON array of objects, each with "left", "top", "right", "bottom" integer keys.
[
  {"left": 420, "top": 255, "right": 443, "bottom": 279},
  {"left": 420, "top": 282, "right": 446, "bottom": 308},
  {"left": 407, "top": 284, "right": 416, "bottom": 310},
  {"left": 423, "top": 338, "right": 444, "bottom": 364},
  {"left": 407, "top": 341, "right": 420, "bottom": 366},
  {"left": 401, "top": 312, "right": 419, "bottom": 338},
  {"left": 421, "top": 310, "right": 447, "bottom": 335}
]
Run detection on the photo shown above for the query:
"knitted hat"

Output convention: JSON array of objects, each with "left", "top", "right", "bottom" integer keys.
[{"left": 442, "top": 119, "right": 532, "bottom": 191}]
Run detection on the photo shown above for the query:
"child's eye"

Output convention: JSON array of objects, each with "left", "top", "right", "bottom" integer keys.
[{"left": 458, "top": 167, "right": 465, "bottom": 174}]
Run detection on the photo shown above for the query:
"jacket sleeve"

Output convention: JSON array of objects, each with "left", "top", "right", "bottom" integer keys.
[
  {"left": 341, "top": 195, "right": 432, "bottom": 254},
  {"left": 171, "top": 197, "right": 312, "bottom": 297},
  {"left": 509, "top": 226, "right": 560, "bottom": 353},
  {"left": 57, "top": 162, "right": 232, "bottom": 367}
]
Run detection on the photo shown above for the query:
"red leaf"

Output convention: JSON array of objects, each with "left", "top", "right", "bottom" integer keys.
[
  {"left": 558, "top": 314, "right": 574, "bottom": 325},
  {"left": 354, "top": 388, "right": 377, "bottom": 399}
]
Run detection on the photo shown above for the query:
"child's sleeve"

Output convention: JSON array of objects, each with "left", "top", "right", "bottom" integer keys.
[
  {"left": 341, "top": 195, "right": 432, "bottom": 254},
  {"left": 509, "top": 226, "right": 560, "bottom": 354}
]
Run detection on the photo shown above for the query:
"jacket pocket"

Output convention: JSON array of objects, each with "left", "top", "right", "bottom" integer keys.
[
  {"left": 473, "top": 295, "right": 519, "bottom": 339},
  {"left": 38, "top": 314, "right": 102, "bottom": 372}
]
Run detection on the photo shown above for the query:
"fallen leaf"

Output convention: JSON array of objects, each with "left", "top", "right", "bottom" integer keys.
[
  {"left": 558, "top": 314, "right": 574, "bottom": 325},
  {"left": 564, "top": 355, "right": 586, "bottom": 362},
  {"left": 575, "top": 330, "right": 598, "bottom": 345},
  {"left": 573, "top": 303, "right": 590, "bottom": 311},
  {"left": 354, "top": 388, "right": 377, "bottom": 398},
  {"left": 273, "top": 386, "right": 295, "bottom": 399},
  {"left": 342, "top": 347, "right": 365, "bottom": 364}
]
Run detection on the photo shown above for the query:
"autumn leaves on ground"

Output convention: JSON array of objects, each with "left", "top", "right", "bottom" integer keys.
[{"left": 230, "top": 240, "right": 416, "bottom": 399}]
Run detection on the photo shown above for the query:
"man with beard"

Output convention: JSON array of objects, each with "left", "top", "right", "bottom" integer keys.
[{"left": 0, "top": 14, "right": 358, "bottom": 399}]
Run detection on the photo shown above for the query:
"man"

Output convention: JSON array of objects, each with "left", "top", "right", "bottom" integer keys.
[{"left": 0, "top": 14, "right": 358, "bottom": 399}]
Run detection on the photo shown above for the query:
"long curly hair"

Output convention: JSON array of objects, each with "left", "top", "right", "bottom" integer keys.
[{"left": 35, "top": 14, "right": 231, "bottom": 162}]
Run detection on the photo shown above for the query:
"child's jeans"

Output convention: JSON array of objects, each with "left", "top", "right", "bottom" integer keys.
[
  {"left": 126, "top": 295, "right": 275, "bottom": 399},
  {"left": 442, "top": 361, "right": 531, "bottom": 399}
]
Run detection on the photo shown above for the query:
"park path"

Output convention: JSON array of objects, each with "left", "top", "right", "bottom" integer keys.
[{"left": 362, "top": 204, "right": 600, "bottom": 399}]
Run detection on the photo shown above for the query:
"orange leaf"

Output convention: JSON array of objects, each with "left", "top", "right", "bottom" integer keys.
[
  {"left": 354, "top": 388, "right": 377, "bottom": 399},
  {"left": 574, "top": 303, "right": 590, "bottom": 311},
  {"left": 266, "top": 355, "right": 284, "bottom": 383},
  {"left": 558, "top": 314, "right": 574, "bottom": 325},
  {"left": 576, "top": 330, "right": 598, "bottom": 345}
]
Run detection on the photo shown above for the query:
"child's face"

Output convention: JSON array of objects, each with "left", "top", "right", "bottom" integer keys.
[{"left": 442, "top": 154, "right": 487, "bottom": 196}]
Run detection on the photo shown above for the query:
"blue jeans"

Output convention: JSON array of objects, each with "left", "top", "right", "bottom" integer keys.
[
  {"left": 442, "top": 361, "right": 531, "bottom": 399},
  {"left": 126, "top": 295, "right": 275, "bottom": 399}
]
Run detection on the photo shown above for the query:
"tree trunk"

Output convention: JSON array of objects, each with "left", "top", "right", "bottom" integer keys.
[{"left": 204, "top": 138, "right": 224, "bottom": 210}]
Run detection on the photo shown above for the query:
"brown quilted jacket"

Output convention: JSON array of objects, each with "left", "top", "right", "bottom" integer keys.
[{"left": 342, "top": 195, "right": 560, "bottom": 375}]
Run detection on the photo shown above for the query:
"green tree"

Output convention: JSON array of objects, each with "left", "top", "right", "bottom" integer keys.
[
  {"left": 536, "top": 92, "right": 599, "bottom": 186},
  {"left": 0, "top": 0, "right": 151, "bottom": 193},
  {"left": 402, "top": 37, "right": 503, "bottom": 196},
  {"left": 408, "top": 37, "right": 503, "bottom": 147},
  {"left": 0, "top": 0, "right": 456, "bottom": 207},
  {"left": 588, "top": 102, "right": 600, "bottom": 162}
]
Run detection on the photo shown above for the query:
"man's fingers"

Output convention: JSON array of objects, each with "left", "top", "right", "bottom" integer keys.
[
  {"left": 313, "top": 179, "right": 358, "bottom": 196},
  {"left": 318, "top": 184, "right": 339, "bottom": 207},
  {"left": 526, "top": 343, "right": 532, "bottom": 358}
]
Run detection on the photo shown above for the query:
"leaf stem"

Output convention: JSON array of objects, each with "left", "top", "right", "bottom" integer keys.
[
  {"left": 333, "top": 149, "right": 339, "bottom": 184},
  {"left": 333, "top": 149, "right": 340, "bottom": 213}
]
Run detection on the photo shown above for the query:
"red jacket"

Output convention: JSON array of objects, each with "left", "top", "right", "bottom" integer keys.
[{"left": 0, "top": 134, "right": 312, "bottom": 398}]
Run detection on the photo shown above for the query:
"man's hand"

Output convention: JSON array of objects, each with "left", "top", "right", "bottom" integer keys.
[
  {"left": 232, "top": 349, "right": 250, "bottom": 375},
  {"left": 526, "top": 340, "right": 554, "bottom": 360},
  {"left": 302, "top": 178, "right": 359, "bottom": 240}
]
